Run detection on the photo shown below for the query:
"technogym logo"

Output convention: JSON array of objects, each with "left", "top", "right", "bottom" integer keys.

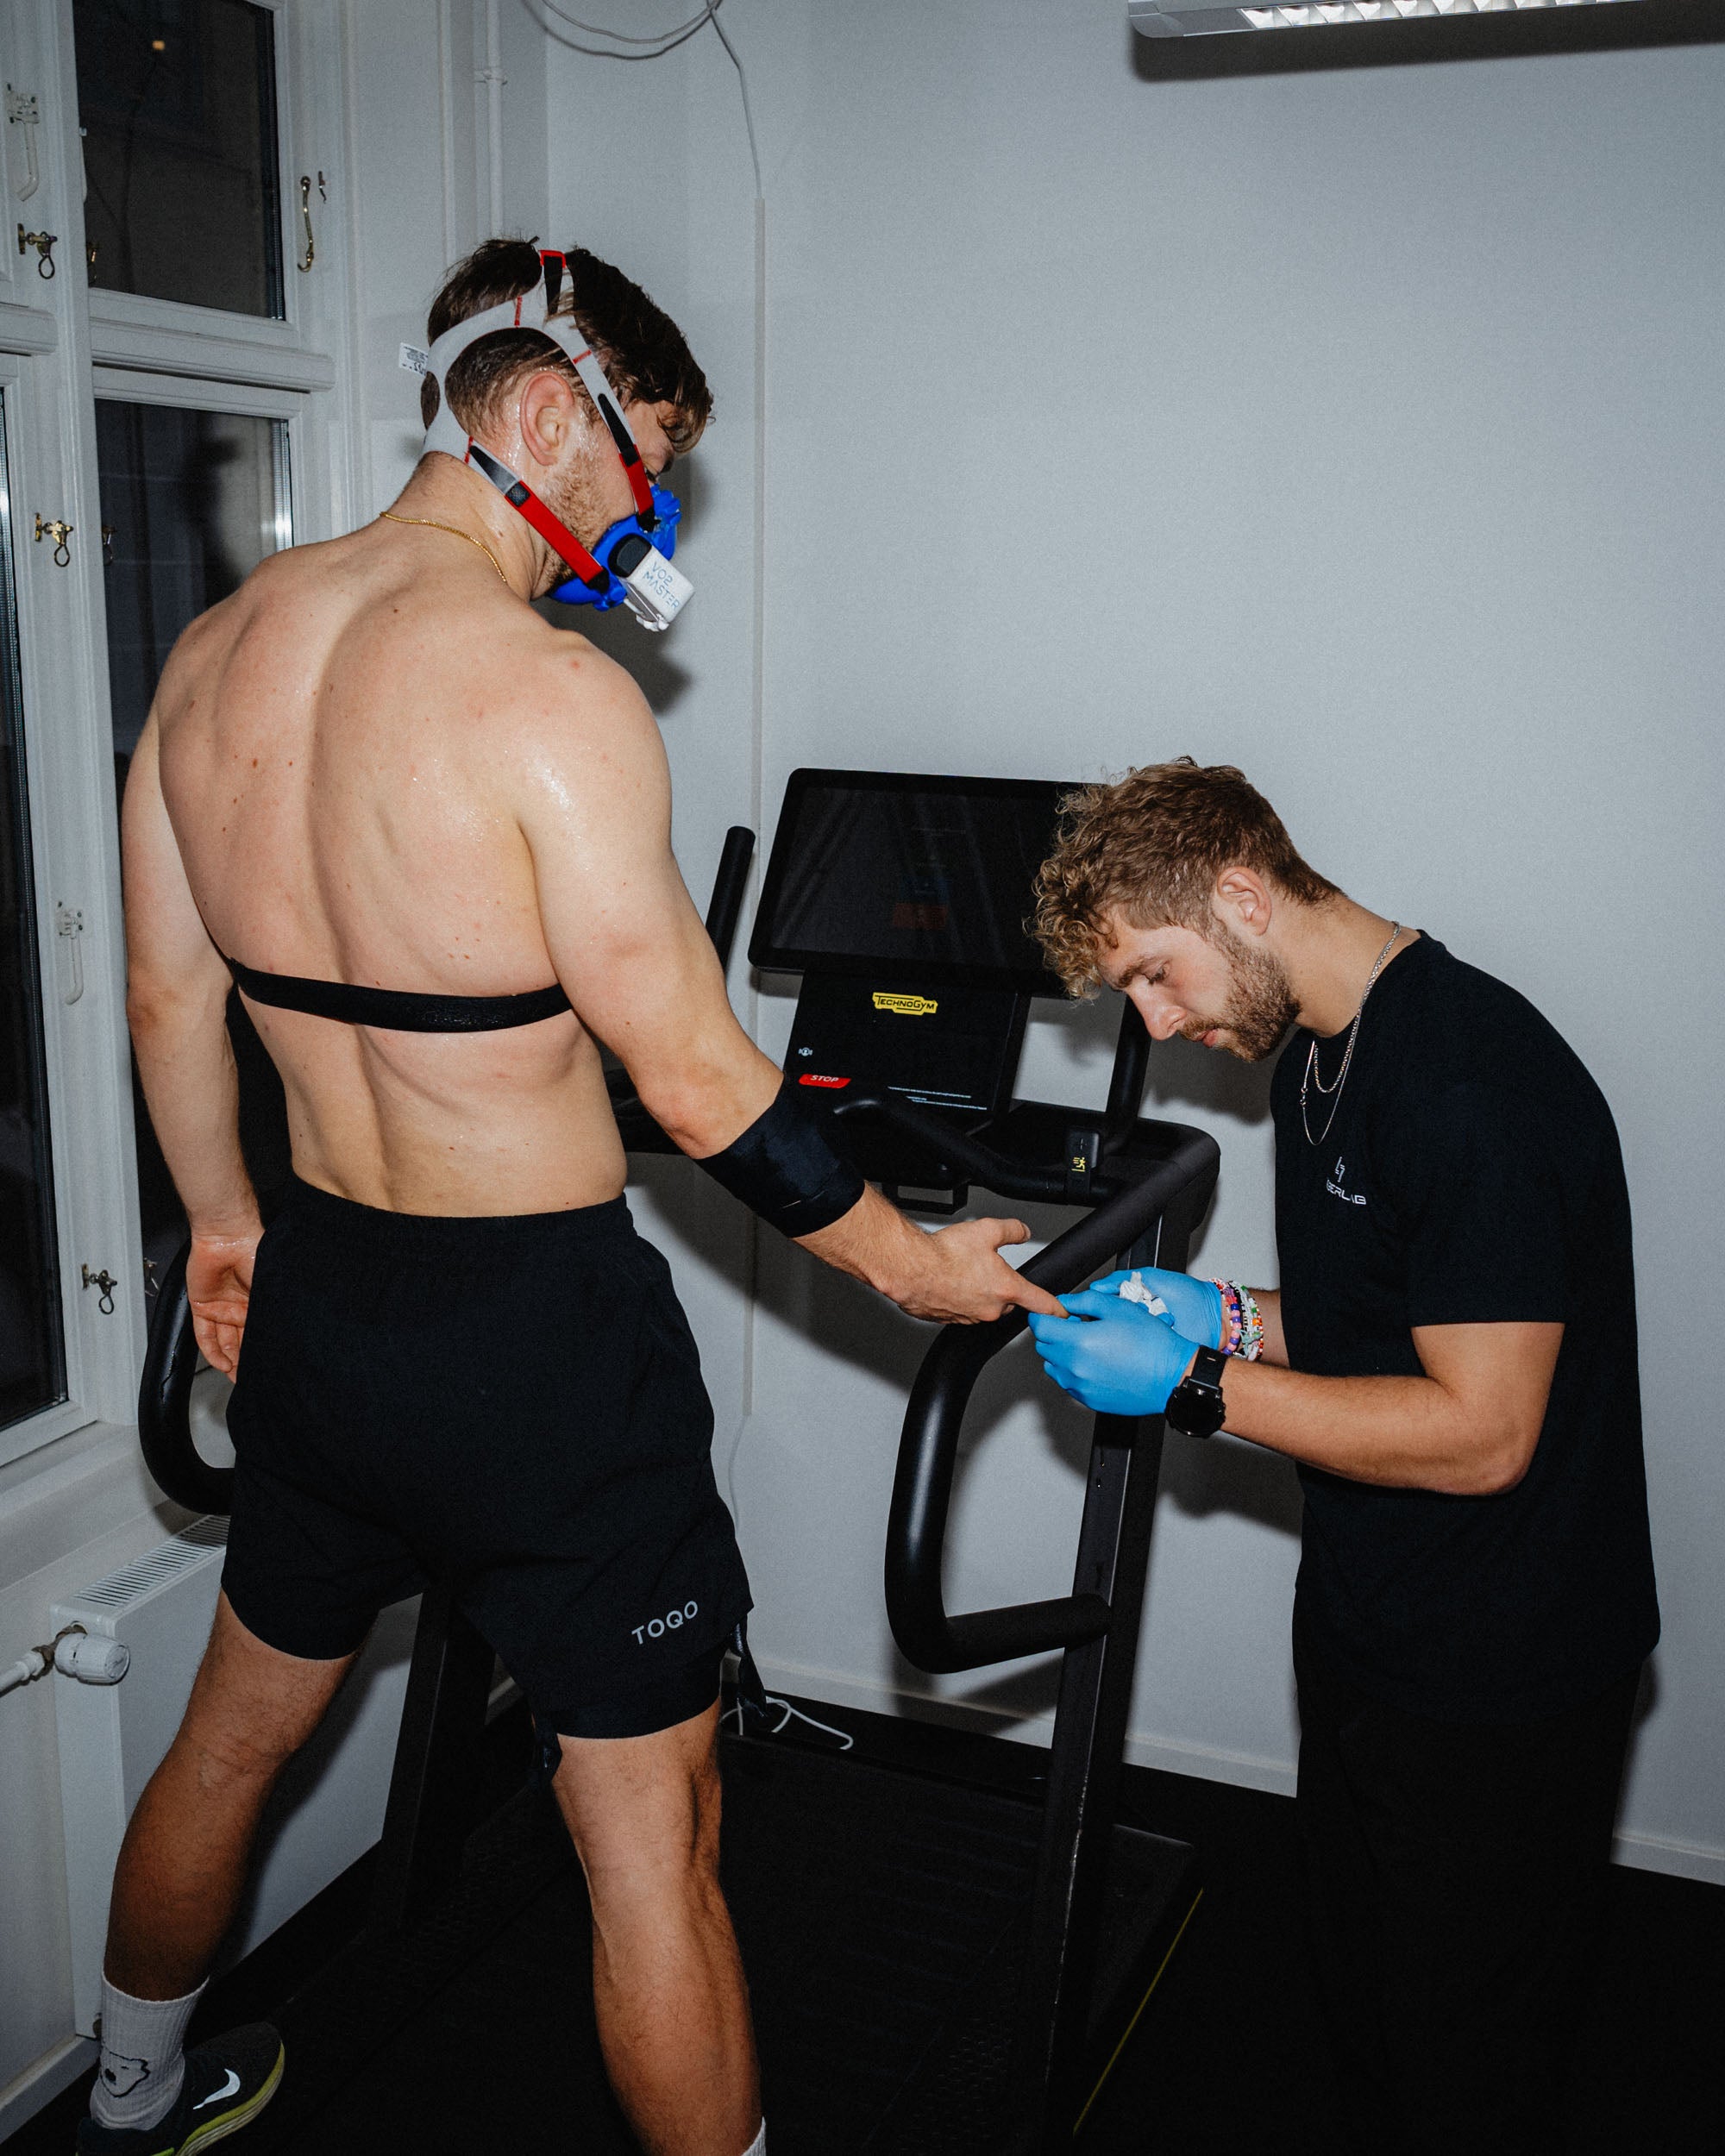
[{"left": 873, "top": 992, "right": 938, "bottom": 1016}]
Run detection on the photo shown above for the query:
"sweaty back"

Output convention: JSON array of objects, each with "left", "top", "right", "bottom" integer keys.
[{"left": 149, "top": 529, "right": 624, "bottom": 1216}]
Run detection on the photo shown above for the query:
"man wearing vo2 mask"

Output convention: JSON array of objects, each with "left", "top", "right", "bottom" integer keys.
[
  {"left": 1026, "top": 761, "right": 1658, "bottom": 2156},
  {"left": 96, "top": 238, "right": 1060, "bottom": 2156}
]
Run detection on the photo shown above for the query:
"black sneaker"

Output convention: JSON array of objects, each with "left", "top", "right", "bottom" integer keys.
[{"left": 76, "top": 2025, "right": 284, "bottom": 2154}]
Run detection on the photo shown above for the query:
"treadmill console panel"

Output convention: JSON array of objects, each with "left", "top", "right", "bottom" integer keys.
[
  {"left": 750, "top": 768, "right": 1074, "bottom": 998},
  {"left": 786, "top": 975, "right": 1028, "bottom": 1119}
]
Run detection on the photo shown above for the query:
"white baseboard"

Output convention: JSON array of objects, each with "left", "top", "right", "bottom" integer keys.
[
  {"left": 1612, "top": 1828, "right": 1725, "bottom": 1889},
  {"left": 0, "top": 2034, "right": 97, "bottom": 2141},
  {"left": 1118, "top": 1730, "right": 1298, "bottom": 1798}
]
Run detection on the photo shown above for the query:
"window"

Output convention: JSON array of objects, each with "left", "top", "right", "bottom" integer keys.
[
  {"left": 96, "top": 395, "right": 293, "bottom": 1282},
  {"left": 97, "top": 400, "right": 291, "bottom": 781},
  {"left": 0, "top": 0, "right": 347, "bottom": 1466},
  {"left": 75, "top": 0, "right": 285, "bottom": 318},
  {"left": 0, "top": 398, "right": 64, "bottom": 1432}
]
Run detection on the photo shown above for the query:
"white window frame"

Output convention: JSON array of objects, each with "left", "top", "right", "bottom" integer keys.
[{"left": 0, "top": 0, "right": 354, "bottom": 1470}]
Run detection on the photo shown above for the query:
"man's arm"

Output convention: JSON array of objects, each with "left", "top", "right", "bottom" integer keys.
[
  {"left": 1036, "top": 1290, "right": 1560, "bottom": 1495},
  {"left": 122, "top": 713, "right": 260, "bottom": 1376},
  {"left": 1212, "top": 1319, "right": 1562, "bottom": 1494},
  {"left": 515, "top": 650, "right": 1060, "bottom": 1322}
]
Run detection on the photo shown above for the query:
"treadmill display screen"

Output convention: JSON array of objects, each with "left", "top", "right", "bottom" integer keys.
[{"left": 750, "top": 769, "right": 1075, "bottom": 997}]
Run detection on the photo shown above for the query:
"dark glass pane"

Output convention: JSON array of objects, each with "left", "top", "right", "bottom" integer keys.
[
  {"left": 76, "top": 0, "right": 284, "bottom": 319},
  {"left": 97, "top": 401, "right": 292, "bottom": 1287},
  {"left": 0, "top": 400, "right": 65, "bottom": 1431}
]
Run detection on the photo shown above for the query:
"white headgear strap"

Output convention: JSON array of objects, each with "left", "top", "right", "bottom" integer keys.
[{"left": 418, "top": 254, "right": 656, "bottom": 583}]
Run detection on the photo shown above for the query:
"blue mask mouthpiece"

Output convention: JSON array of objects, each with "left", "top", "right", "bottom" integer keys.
[{"left": 550, "top": 482, "right": 684, "bottom": 613}]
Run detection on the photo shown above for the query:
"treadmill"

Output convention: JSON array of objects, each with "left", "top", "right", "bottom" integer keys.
[{"left": 138, "top": 768, "right": 1220, "bottom": 2155}]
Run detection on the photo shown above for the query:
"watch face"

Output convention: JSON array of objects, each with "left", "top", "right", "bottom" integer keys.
[{"left": 1170, "top": 1373, "right": 1226, "bottom": 1439}]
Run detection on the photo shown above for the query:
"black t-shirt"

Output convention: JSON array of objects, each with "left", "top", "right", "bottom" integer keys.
[{"left": 1270, "top": 933, "right": 1659, "bottom": 1722}]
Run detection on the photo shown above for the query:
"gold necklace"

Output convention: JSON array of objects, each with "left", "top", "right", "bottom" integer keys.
[{"left": 378, "top": 511, "right": 510, "bottom": 587}]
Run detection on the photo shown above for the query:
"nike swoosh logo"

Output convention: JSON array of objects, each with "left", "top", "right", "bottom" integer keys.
[{"left": 193, "top": 2070, "right": 241, "bottom": 2110}]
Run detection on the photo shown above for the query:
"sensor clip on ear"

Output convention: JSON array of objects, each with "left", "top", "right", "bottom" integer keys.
[{"left": 410, "top": 248, "right": 692, "bottom": 630}]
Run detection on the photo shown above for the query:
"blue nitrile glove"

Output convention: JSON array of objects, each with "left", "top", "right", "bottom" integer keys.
[
  {"left": 1027, "top": 1288, "right": 1202, "bottom": 1420},
  {"left": 1088, "top": 1267, "right": 1225, "bottom": 1351}
]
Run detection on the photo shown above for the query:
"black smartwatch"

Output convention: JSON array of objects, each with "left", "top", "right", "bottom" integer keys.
[{"left": 1166, "top": 1344, "right": 1228, "bottom": 1439}]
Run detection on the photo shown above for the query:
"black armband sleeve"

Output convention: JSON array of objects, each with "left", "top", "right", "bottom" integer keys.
[{"left": 693, "top": 1077, "right": 865, "bottom": 1238}]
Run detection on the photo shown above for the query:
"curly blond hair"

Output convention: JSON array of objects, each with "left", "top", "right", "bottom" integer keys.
[{"left": 1032, "top": 759, "right": 1339, "bottom": 995}]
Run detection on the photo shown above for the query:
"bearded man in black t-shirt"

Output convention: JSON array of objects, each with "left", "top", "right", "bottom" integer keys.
[{"left": 1028, "top": 759, "right": 1659, "bottom": 2156}]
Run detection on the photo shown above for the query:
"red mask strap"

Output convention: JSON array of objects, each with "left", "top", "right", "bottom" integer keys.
[{"left": 467, "top": 440, "right": 607, "bottom": 590}]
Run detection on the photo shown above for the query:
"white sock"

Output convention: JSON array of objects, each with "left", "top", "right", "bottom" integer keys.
[
  {"left": 738, "top": 2124, "right": 765, "bottom": 2156},
  {"left": 90, "top": 1975, "right": 204, "bottom": 2132}
]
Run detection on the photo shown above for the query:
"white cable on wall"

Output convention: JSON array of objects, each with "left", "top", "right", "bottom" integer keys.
[
  {"left": 518, "top": 0, "right": 762, "bottom": 195},
  {"left": 521, "top": 2, "right": 722, "bottom": 64},
  {"left": 536, "top": 4, "right": 714, "bottom": 53}
]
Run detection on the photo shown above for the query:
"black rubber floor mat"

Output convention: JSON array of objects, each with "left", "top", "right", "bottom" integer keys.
[{"left": 720, "top": 1739, "right": 1048, "bottom": 2152}]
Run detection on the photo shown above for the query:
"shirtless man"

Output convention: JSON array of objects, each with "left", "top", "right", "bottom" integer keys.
[{"left": 90, "top": 238, "right": 1059, "bottom": 2156}]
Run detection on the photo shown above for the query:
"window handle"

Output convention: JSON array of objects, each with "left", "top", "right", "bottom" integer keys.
[
  {"left": 5, "top": 85, "right": 41, "bottom": 203},
  {"left": 298, "top": 173, "right": 324, "bottom": 273},
  {"left": 55, "top": 904, "right": 85, "bottom": 1004}
]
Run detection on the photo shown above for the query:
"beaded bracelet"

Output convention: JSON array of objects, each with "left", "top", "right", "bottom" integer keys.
[{"left": 1210, "top": 1278, "right": 1265, "bottom": 1361}]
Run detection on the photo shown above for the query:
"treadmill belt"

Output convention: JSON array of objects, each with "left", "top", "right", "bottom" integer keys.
[
  {"left": 234, "top": 1727, "right": 1192, "bottom": 2156},
  {"left": 721, "top": 1739, "right": 1043, "bottom": 2149},
  {"left": 719, "top": 1735, "right": 1195, "bottom": 2153}
]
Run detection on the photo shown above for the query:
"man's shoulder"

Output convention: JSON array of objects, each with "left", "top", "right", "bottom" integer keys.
[
  {"left": 1391, "top": 939, "right": 1589, "bottom": 1077},
  {"left": 1377, "top": 939, "right": 1616, "bottom": 1148},
  {"left": 494, "top": 615, "right": 661, "bottom": 765},
  {"left": 474, "top": 616, "right": 671, "bottom": 841}
]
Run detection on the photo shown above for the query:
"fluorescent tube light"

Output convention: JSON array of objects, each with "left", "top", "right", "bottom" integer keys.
[{"left": 1131, "top": 0, "right": 1643, "bottom": 34}]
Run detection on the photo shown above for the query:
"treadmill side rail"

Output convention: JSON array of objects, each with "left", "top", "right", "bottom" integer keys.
[
  {"left": 884, "top": 1123, "right": 1220, "bottom": 1676},
  {"left": 876, "top": 1117, "right": 1219, "bottom": 2155}
]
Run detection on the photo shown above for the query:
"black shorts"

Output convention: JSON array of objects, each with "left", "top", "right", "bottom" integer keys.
[{"left": 223, "top": 1177, "right": 750, "bottom": 1739}]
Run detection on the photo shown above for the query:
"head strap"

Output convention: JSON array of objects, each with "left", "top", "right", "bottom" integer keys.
[{"left": 421, "top": 249, "right": 655, "bottom": 589}]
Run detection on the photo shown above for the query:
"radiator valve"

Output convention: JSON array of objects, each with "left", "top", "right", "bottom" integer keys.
[{"left": 55, "top": 1631, "right": 130, "bottom": 1685}]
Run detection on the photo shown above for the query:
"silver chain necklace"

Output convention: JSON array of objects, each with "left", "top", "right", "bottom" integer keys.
[{"left": 1299, "top": 923, "right": 1402, "bottom": 1148}]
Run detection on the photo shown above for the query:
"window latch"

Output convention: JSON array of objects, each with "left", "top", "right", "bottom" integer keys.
[
  {"left": 34, "top": 515, "right": 72, "bottom": 565},
  {"left": 81, "top": 1266, "right": 118, "bottom": 1316},
  {"left": 16, "top": 222, "right": 55, "bottom": 278}
]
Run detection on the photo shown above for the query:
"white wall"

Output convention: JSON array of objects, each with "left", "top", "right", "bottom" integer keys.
[
  {"left": 11, "top": 22, "right": 1717, "bottom": 2123},
  {"left": 549, "top": 3, "right": 1725, "bottom": 1878}
]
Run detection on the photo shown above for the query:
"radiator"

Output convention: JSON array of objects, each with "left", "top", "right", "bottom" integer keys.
[{"left": 53, "top": 1520, "right": 417, "bottom": 2036}]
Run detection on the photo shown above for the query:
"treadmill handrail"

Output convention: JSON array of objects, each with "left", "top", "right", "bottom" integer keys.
[
  {"left": 885, "top": 1128, "right": 1218, "bottom": 1676},
  {"left": 832, "top": 1089, "right": 1066, "bottom": 1200},
  {"left": 138, "top": 1240, "right": 235, "bottom": 1516}
]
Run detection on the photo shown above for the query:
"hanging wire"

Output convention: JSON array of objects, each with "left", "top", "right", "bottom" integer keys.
[
  {"left": 706, "top": 0, "right": 762, "bottom": 197},
  {"left": 521, "top": 2, "right": 718, "bottom": 60},
  {"left": 545, "top": 8, "right": 709, "bottom": 44},
  {"left": 518, "top": 1, "right": 762, "bottom": 193}
]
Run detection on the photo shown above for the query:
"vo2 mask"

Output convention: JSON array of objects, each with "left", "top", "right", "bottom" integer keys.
[{"left": 411, "top": 248, "right": 693, "bottom": 631}]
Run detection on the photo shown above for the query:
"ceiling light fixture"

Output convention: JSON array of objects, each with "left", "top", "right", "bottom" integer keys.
[{"left": 1129, "top": 0, "right": 1642, "bottom": 36}]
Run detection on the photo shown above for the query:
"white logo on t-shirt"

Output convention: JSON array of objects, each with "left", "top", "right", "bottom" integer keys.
[{"left": 1326, "top": 1156, "right": 1367, "bottom": 1206}]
